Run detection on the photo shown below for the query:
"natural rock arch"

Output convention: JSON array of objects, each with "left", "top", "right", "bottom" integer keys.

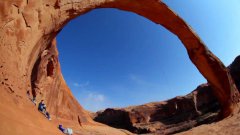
[
  {"left": 69, "top": 0, "right": 240, "bottom": 118},
  {"left": 0, "top": 0, "right": 239, "bottom": 125}
]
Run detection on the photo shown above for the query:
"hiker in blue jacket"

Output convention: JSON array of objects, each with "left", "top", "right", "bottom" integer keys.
[
  {"left": 38, "top": 100, "right": 51, "bottom": 120},
  {"left": 38, "top": 100, "right": 46, "bottom": 112}
]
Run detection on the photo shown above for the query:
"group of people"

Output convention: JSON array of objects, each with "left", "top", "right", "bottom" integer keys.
[
  {"left": 38, "top": 100, "right": 73, "bottom": 135},
  {"left": 27, "top": 91, "right": 51, "bottom": 120},
  {"left": 27, "top": 91, "right": 73, "bottom": 135}
]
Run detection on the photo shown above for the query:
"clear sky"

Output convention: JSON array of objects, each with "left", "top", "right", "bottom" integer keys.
[{"left": 57, "top": 0, "right": 240, "bottom": 112}]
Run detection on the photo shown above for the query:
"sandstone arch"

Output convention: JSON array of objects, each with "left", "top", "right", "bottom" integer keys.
[{"left": 0, "top": 0, "right": 239, "bottom": 125}]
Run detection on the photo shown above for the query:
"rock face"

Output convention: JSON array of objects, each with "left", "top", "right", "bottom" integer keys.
[
  {"left": 30, "top": 38, "right": 92, "bottom": 123},
  {"left": 0, "top": 0, "right": 239, "bottom": 135},
  {"left": 229, "top": 56, "right": 240, "bottom": 90},
  {"left": 0, "top": 37, "right": 129, "bottom": 135},
  {"left": 94, "top": 84, "right": 219, "bottom": 134},
  {"left": 94, "top": 56, "right": 240, "bottom": 134},
  {"left": 0, "top": 0, "right": 239, "bottom": 120}
]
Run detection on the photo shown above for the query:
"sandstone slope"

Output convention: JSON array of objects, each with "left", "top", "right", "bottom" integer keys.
[
  {"left": 0, "top": 0, "right": 240, "bottom": 135},
  {"left": 0, "top": 37, "right": 130, "bottom": 135}
]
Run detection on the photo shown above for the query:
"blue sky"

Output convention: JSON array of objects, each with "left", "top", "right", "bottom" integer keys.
[{"left": 57, "top": 0, "right": 240, "bottom": 112}]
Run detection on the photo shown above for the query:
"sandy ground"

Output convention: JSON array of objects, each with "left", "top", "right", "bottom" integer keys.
[
  {"left": 1, "top": 86, "right": 240, "bottom": 135},
  {"left": 176, "top": 114, "right": 240, "bottom": 135},
  {"left": 0, "top": 87, "right": 131, "bottom": 135},
  {"left": 72, "top": 125, "right": 134, "bottom": 135}
]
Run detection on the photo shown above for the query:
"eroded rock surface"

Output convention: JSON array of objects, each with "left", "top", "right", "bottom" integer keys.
[
  {"left": 94, "top": 56, "right": 240, "bottom": 134},
  {"left": 30, "top": 38, "right": 92, "bottom": 123},
  {"left": 94, "top": 84, "right": 219, "bottom": 134},
  {"left": 0, "top": 0, "right": 238, "bottom": 120},
  {"left": 229, "top": 56, "right": 240, "bottom": 90},
  {"left": 0, "top": 0, "right": 239, "bottom": 135}
]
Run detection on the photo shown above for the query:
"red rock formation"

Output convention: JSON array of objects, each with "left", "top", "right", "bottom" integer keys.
[
  {"left": 98, "top": 0, "right": 240, "bottom": 118},
  {"left": 0, "top": 37, "right": 129, "bottom": 135},
  {"left": 94, "top": 56, "right": 240, "bottom": 134},
  {"left": 0, "top": 0, "right": 238, "bottom": 119},
  {"left": 94, "top": 84, "right": 219, "bottom": 134},
  {"left": 229, "top": 56, "right": 240, "bottom": 90},
  {"left": 0, "top": 0, "right": 239, "bottom": 134},
  {"left": 30, "top": 38, "right": 93, "bottom": 123}
]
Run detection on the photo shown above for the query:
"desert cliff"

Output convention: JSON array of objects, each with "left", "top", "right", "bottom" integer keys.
[
  {"left": 0, "top": 0, "right": 240, "bottom": 135},
  {"left": 94, "top": 56, "right": 240, "bottom": 134}
]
